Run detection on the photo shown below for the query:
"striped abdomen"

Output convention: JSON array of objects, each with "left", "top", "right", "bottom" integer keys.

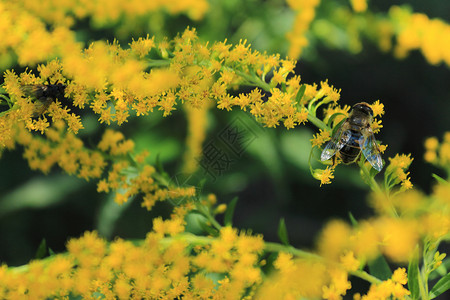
[{"left": 339, "top": 129, "right": 362, "bottom": 164}]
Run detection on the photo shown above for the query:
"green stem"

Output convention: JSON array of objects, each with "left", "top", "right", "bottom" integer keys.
[
  {"left": 360, "top": 159, "right": 383, "bottom": 195},
  {"left": 145, "top": 59, "right": 171, "bottom": 68},
  {"left": 349, "top": 270, "right": 382, "bottom": 285},
  {"left": 418, "top": 267, "right": 429, "bottom": 300},
  {"left": 235, "top": 70, "right": 272, "bottom": 91},
  {"left": 307, "top": 113, "right": 329, "bottom": 131},
  {"left": 264, "top": 242, "right": 322, "bottom": 260},
  {"left": 204, "top": 210, "right": 223, "bottom": 231}
]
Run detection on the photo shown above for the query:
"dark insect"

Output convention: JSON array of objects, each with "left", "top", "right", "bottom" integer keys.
[
  {"left": 320, "top": 102, "right": 384, "bottom": 171},
  {"left": 21, "top": 83, "right": 66, "bottom": 117}
]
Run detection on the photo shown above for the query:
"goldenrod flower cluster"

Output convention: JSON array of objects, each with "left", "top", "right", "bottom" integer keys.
[
  {"left": 0, "top": 223, "right": 265, "bottom": 299},
  {"left": 424, "top": 132, "right": 450, "bottom": 171},
  {"left": 182, "top": 99, "right": 210, "bottom": 174},
  {"left": 0, "top": 27, "right": 341, "bottom": 144},
  {"left": 354, "top": 268, "right": 410, "bottom": 300},
  {"left": 286, "top": 0, "right": 321, "bottom": 58},
  {"left": 317, "top": 217, "right": 419, "bottom": 264},
  {"left": 13, "top": 0, "right": 209, "bottom": 27},
  {"left": 0, "top": 0, "right": 208, "bottom": 68},
  {"left": 350, "top": 0, "right": 368, "bottom": 13},
  {"left": 0, "top": 1, "right": 81, "bottom": 67},
  {"left": 385, "top": 153, "right": 414, "bottom": 191},
  {"left": 390, "top": 6, "right": 450, "bottom": 67},
  {"left": 293, "top": 3, "right": 450, "bottom": 69},
  {"left": 1, "top": 2, "right": 450, "bottom": 299}
]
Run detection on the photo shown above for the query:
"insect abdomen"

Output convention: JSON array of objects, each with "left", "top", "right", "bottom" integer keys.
[{"left": 339, "top": 130, "right": 361, "bottom": 164}]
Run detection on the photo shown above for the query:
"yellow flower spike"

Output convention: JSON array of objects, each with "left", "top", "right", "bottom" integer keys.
[
  {"left": 286, "top": 0, "right": 320, "bottom": 58},
  {"left": 439, "top": 142, "right": 450, "bottom": 165},
  {"left": 378, "top": 144, "right": 388, "bottom": 154},
  {"left": 370, "top": 100, "right": 385, "bottom": 117},
  {"left": 340, "top": 251, "right": 360, "bottom": 271},
  {"left": 371, "top": 119, "right": 383, "bottom": 134},
  {"left": 388, "top": 153, "right": 413, "bottom": 170},
  {"left": 317, "top": 219, "right": 352, "bottom": 261},
  {"left": 444, "top": 132, "right": 450, "bottom": 143},
  {"left": 433, "top": 183, "right": 450, "bottom": 205},
  {"left": 349, "top": 221, "right": 380, "bottom": 261},
  {"left": 313, "top": 166, "right": 335, "bottom": 186},
  {"left": 319, "top": 80, "right": 341, "bottom": 104},
  {"left": 214, "top": 204, "right": 227, "bottom": 214},
  {"left": 311, "top": 129, "right": 331, "bottom": 148},
  {"left": 400, "top": 178, "right": 413, "bottom": 190},
  {"left": 425, "top": 137, "right": 439, "bottom": 150},
  {"left": 350, "top": 0, "right": 368, "bottom": 13},
  {"left": 129, "top": 35, "right": 155, "bottom": 58},
  {"left": 391, "top": 267, "right": 408, "bottom": 285},
  {"left": 374, "top": 217, "right": 419, "bottom": 263},
  {"left": 424, "top": 150, "right": 437, "bottom": 163},
  {"left": 433, "top": 251, "right": 446, "bottom": 270},
  {"left": 302, "top": 83, "right": 318, "bottom": 104}
]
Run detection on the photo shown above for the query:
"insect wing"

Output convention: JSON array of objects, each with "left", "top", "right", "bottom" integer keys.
[
  {"left": 20, "top": 85, "right": 54, "bottom": 117},
  {"left": 20, "top": 85, "right": 42, "bottom": 98},
  {"left": 359, "top": 130, "right": 383, "bottom": 171},
  {"left": 320, "top": 122, "right": 350, "bottom": 161}
]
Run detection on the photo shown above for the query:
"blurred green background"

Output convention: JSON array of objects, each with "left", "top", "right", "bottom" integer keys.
[{"left": 1, "top": 0, "right": 449, "bottom": 267}]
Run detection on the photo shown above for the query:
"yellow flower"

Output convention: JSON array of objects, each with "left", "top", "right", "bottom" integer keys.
[
  {"left": 286, "top": 0, "right": 320, "bottom": 58},
  {"left": 257, "top": 259, "right": 327, "bottom": 299},
  {"left": 320, "top": 80, "right": 341, "bottom": 103},
  {"left": 350, "top": 0, "right": 367, "bottom": 12},
  {"left": 392, "top": 268, "right": 408, "bottom": 285},
  {"left": 311, "top": 129, "right": 331, "bottom": 148},
  {"left": 374, "top": 217, "right": 419, "bottom": 263},
  {"left": 424, "top": 150, "right": 437, "bottom": 163},
  {"left": 313, "top": 166, "right": 335, "bottom": 186},
  {"left": 349, "top": 221, "right": 380, "bottom": 261},
  {"left": 425, "top": 137, "right": 439, "bottom": 150},
  {"left": 317, "top": 219, "right": 352, "bottom": 261},
  {"left": 370, "top": 100, "right": 385, "bottom": 117},
  {"left": 340, "top": 251, "right": 360, "bottom": 271}
]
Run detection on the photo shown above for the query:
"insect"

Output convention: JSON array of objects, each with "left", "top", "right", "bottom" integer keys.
[
  {"left": 21, "top": 83, "right": 66, "bottom": 116},
  {"left": 320, "top": 102, "right": 384, "bottom": 171}
]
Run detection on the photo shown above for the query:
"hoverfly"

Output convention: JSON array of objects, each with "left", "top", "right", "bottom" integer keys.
[
  {"left": 21, "top": 83, "right": 66, "bottom": 117},
  {"left": 320, "top": 102, "right": 383, "bottom": 171}
]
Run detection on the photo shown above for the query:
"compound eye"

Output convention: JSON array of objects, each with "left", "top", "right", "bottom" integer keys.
[{"left": 364, "top": 106, "right": 373, "bottom": 116}]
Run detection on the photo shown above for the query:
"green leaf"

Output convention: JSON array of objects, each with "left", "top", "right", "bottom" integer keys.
[
  {"left": 199, "top": 219, "right": 219, "bottom": 236},
  {"left": 408, "top": 248, "right": 420, "bottom": 300},
  {"left": 155, "top": 153, "right": 164, "bottom": 174},
  {"left": 430, "top": 272, "right": 450, "bottom": 299},
  {"left": 280, "top": 129, "right": 313, "bottom": 170},
  {"left": 331, "top": 118, "right": 346, "bottom": 137},
  {"left": 348, "top": 212, "right": 358, "bottom": 227},
  {"left": 224, "top": 197, "right": 238, "bottom": 226},
  {"left": 277, "top": 218, "right": 290, "bottom": 246},
  {"left": 295, "top": 84, "right": 306, "bottom": 104},
  {"left": 432, "top": 173, "right": 449, "bottom": 185},
  {"left": 368, "top": 255, "right": 392, "bottom": 281},
  {"left": 35, "top": 239, "right": 47, "bottom": 259},
  {"left": 0, "top": 175, "right": 85, "bottom": 218},
  {"left": 326, "top": 112, "right": 346, "bottom": 127},
  {"left": 196, "top": 178, "right": 207, "bottom": 195}
]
